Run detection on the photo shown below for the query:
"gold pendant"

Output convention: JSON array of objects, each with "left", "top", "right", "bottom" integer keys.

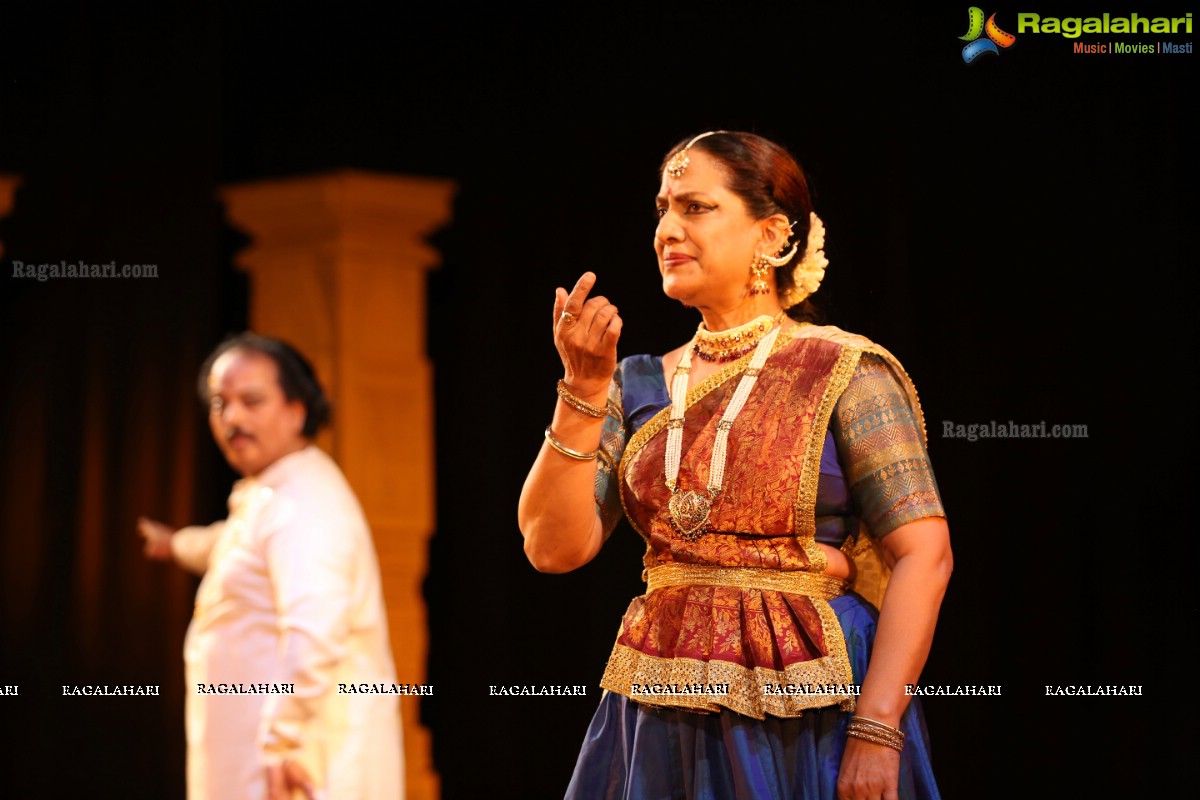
[{"left": 668, "top": 490, "right": 712, "bottom": 541}]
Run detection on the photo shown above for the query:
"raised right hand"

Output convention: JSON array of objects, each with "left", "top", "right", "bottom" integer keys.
[
  {"left": 137, "top": 517, "right": 175, "bottom": 561},
  {"left": 552, "top": 272, "right": 622, "bottom": 398}
]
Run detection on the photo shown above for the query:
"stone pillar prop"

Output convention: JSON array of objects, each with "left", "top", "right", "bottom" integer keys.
[
  {"left": 220, "top": 170, "right": 454, "bottom": 800},
  {"left": 0, "top": 174, "right": 20, "bottom": 258}
]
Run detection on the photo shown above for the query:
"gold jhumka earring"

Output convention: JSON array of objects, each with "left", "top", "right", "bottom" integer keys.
[
  {"left": 749, "top": 220, "right": 800, "bottom": 296},
  {"left": 749, "top": 255, "right": 773, "bottom": 296}
]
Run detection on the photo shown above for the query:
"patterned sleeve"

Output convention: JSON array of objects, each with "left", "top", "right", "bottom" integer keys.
[
  {"left": 594, "top": 363, "right": 629, "bottom": 541},
  {"left": 831, "top": 352, "right": 944, "bottom": 538}
]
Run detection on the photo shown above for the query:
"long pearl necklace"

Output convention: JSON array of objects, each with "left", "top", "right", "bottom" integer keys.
[{"left": 665, "top": 321, "right": 782, "bottom": 540}]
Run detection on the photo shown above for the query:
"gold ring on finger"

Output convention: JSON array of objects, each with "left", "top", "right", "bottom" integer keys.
[{"left": 560, "top": 310, "right": 577, "bottom": 324}]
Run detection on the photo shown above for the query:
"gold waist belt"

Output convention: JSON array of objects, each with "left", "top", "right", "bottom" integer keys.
[{"left": 645, "top": 563, "right": 846, "bottom": 601}]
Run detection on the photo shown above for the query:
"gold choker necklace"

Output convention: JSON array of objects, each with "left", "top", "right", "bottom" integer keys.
[{"left": 693, "top": 312, "right": 784, "bottom": 363}]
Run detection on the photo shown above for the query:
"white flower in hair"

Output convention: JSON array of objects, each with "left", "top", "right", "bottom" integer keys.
[{"left": 779, "top": 212, "right": 829, "bottom": 309}]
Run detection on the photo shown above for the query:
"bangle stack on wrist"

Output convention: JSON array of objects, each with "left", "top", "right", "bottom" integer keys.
[
  {"left": 846, "top": 715, "right": 905, "bottom": 752},
  {"left": 556, "top": 380, "right": 609, "bottom": 419}
]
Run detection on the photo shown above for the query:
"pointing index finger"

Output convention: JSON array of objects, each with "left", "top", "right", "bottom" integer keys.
[{"left": 564, "top": 272, "right": 596, "bottom": 312}]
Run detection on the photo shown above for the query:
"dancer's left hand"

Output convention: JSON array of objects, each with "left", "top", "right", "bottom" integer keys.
[{"left": 837, "top": 737, "right": 900, "bottom": 800}]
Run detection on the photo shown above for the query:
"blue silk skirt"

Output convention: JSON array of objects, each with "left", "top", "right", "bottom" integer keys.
[{"left": 564, "top": 592, "right": 941, "bottom": 800}]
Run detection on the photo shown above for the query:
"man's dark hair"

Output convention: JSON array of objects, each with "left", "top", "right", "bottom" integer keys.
[{"left": 197, "top": 332, "right": 331, "bottom": 437}]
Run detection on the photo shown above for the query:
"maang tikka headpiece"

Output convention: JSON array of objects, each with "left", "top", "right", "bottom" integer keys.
[{"left": 665, "top": 130, "right": 724, "bottom": 178}]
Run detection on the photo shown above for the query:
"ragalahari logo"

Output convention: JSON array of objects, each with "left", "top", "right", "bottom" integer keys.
[{"left": 960, "top": 7, "right": 1017, "bottom": 62}]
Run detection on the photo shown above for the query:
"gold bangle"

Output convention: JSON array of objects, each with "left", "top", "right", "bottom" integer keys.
[
  {"left": 846, "top": 723, "right": 904, "bottom": 743},
  {"left": 543, "top": 426, "right": 599, "bottom": 461},
  {"left": 556, "top": 380, "right": 608, "bottom": 419},
  {"left": 845, "top": 728, "right": 904, "bottom": 752},
  {"left": 846, "top": 715, "right": 905, "bottom": 752},
  {"left": 849, "top": 715, "right": 906, "bottom": 739}
]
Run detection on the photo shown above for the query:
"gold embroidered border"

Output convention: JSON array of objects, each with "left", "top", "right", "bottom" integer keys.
[
  {"left": 787, "top": 326, "right": 933, "bottom": 612},
  {"left": 810, "top": 595, "right": 857, "bottom": 711},
  {"left": 843, "top": 524, "right": 891, "bottom": 610},
  {"left": 794, "top": 345, "right": 863, "bottom": 566},
  {"left": 599, "top": 644, "right": 856, "bottom": 720},
  {"left": 787, "top": 324, "right": 929, "bottom": 446},
  {"left": 645, "top": 563, "right": 846, "bottom": 601},
  {"left": 777, "top": 337, "right": 862, "bottom": 695}
]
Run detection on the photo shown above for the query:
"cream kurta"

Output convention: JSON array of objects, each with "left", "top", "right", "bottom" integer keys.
[{"left": 174, "top": 445, "right": 403, "bottom": 799}]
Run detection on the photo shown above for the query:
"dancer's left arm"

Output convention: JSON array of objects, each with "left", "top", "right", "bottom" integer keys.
[{"left": 836, "top": 517, "right": 953, "bottom": 800}]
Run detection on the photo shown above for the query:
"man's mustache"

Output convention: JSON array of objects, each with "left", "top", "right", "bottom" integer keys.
[{"left": 225, "top": 428, "right": 254, "bottom": 442}]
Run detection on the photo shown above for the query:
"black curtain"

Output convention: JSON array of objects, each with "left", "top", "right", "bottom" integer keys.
[{"left": 2, "top": 3, "right": 1193, "bottom": 798}]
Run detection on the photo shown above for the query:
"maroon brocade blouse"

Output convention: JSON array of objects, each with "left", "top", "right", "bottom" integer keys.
[{"left": 591, "top": 325, "right": 945, "bottom": 719}]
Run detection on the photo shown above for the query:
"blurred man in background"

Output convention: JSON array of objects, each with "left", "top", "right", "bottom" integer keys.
[{"left": 140, "top": 332, "right": 403, "bottom": 800}]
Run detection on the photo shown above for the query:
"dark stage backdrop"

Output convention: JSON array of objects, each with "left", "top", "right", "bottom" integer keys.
[{"left": 1, "top": 3, "right": 1194, "bottom": 798}]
